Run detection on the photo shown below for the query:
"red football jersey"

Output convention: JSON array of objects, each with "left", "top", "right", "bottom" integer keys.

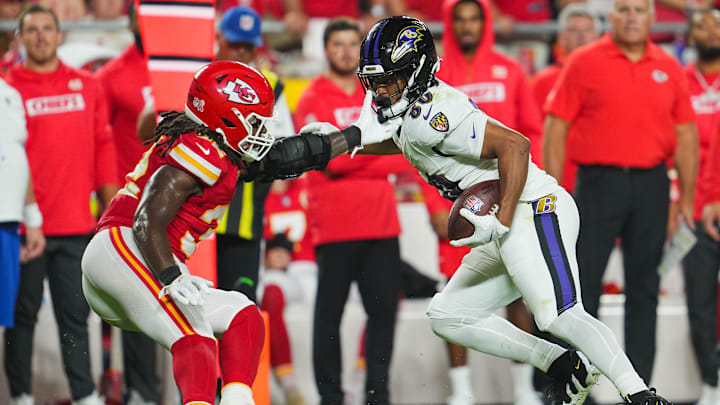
[
  {"left": 97, "top": 132, "right": 238, "bottom": 261},
  {"left": 264, "top": 177, "right": 315, "bottom": 262}
]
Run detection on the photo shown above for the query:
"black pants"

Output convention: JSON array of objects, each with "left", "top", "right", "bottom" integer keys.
[
  {"left": 215, "top": 234, "right": 261, "bottom": 302},
  {"left": 574, "top": 164, "right": 669, "bottom": 384},
  {"left": 122, "top": 330, "right": 158, "bottom": 401},
  {"left": 682, "top": 220, "right": 720, "bottom": 386},
  {"left": 313, "top": 238, "right": 401, "bottom": 405},
  {"left": 4, "top": 235, "right": 94, "bottom": 400}
]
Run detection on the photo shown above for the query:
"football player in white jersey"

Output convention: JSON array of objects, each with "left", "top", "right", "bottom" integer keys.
[{"left": 243, "top": 16, "right": 675, "bottom": 405}]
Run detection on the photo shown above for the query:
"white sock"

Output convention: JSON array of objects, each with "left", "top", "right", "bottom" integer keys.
[
  {"left": 10, "top": 394, "right": 34, "bottom": 405},
  {"left": 511, "top": 362, "right": 536, "bottom": 393},
  {"left": 699, "top": 383, "right": 718, "bottom": 405},
  {"left": 278, "top": 373, "right": 298, "bottom": 393},
  {"left": 220, "top": 383, "right": 254, "bottom": 405},
  {"left": 448, "top": 365, "right": 473, "bottom": 398}
]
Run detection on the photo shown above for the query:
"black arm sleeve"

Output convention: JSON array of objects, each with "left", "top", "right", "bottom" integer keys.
[{"left": 242, "top": 132, "right": 332, "bottom": 182}]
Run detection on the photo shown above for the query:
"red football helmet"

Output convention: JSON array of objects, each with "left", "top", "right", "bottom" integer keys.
[{"left": 185, "top": 60, "right": 275, "bottom": 161}]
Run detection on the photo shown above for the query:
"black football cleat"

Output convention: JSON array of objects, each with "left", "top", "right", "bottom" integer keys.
[
  {"left": 544, "top": 350, "right": 601, "bottom": 405},
  {"left": 618, "top": 388, "right": 673, "bottom": 405}
]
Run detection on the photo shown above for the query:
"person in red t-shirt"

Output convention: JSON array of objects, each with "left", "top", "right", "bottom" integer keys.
[
  {"left": 545, "top": 0, "right": 699, "bottom": 384},
  {"left": 4, "top": 5, "right": 117, "bottom": 405},
  {"left": 293, "top": 18, "right": 410, "bottom": 405},
  {"left": 678, "top": 9, "right": 720, "bottom": 405},
  {"left": 83, "top": 61, "right": 276, "bottom": 405},
  {"left": 94, "top": 2, "right": 158, "bottom": 404},
  {"left": 435, "top": 1, "right": 544, "bottom": 402},
  {"left": 529, "top": 3, "right": 600, "bottom": 190}
]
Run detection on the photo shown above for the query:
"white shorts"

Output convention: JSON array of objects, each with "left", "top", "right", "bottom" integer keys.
[
  {"left": 81, "top": 226, "right": 254, "bottom": 349},
  {"left": 427, "top": 189, "right": 583, "bottom": 330}
]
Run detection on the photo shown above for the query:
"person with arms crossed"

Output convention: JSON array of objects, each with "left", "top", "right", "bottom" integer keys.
[
  {"left": 4, "top": 5, "right": 118, "bottom": 405},
  {"left": 82, "top": 61, "right": 274, "bottom": 405},
  {"left": 543, "top": 0, "right": 699, "bottom": 385},
  {"left": 242, "top": 15, "right": 677, "bottom": 405},
  {"left": 679, "top": 8, "right": 720, "bottom": 405}
]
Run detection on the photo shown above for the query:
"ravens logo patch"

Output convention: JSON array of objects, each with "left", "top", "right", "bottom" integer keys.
[{"left": 429, "top": 112, "right": 449, "bottom": 132}]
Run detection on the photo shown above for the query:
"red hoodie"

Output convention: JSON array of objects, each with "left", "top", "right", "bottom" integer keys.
[
  {"left": 685, "top": 63, "right": 720, "bottom": 219},
  {"left": 436, "top": 0, "right": 543, "bottom": 163},
  {"left": 705, "top": 129, "right": 720, "bottom": 205}
]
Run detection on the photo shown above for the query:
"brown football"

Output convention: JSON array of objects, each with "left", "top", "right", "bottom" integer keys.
[{"left": 447, "top": 180, "right": 501, "bottom": 240}]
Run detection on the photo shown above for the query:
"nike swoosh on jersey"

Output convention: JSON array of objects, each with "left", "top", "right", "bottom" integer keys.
[
  {"left": 422, "top": 104, "right": 433, "bottom": 120},
  {"left": 169, "top": 143, "right": 221, "bottom": 186},
  {"left": 471, "top": 124, "right": 476, "bottom": 139},
  {"left": 196, "top": 142, "right": 211, "bottom": 155}
]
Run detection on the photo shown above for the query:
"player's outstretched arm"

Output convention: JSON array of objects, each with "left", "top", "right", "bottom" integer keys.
[
  {"left": 479, "top": 121, "right": 530, "bottom": 227},
  {"left": 133, "top": 165, "right": 203, "bottom": 281},
  {"left": 239, "top": 126, "right": 362, "bottom": 181}
]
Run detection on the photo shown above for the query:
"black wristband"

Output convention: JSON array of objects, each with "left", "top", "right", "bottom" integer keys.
[
  {"left": 341, "top": 125, "right": 361, "bottom": 149},
  {"left": 158, "top": 265, "right": 181, "bottom": 285}
]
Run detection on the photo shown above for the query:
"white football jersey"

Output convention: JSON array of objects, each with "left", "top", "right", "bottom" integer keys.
[{"left": 392, "top": 81, "right": 562, "bottom": 201}]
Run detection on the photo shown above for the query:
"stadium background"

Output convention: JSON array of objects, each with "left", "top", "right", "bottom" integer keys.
[{"left": 0, "top": 0, "right": 711, "bottom": 404}]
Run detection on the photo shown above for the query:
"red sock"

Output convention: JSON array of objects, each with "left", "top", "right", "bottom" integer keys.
[
  {"left": 170, "top": 334, "right": 217, "bottom": 404},
  {"left": 219, "top": 305, "right": 265, "bottom": 387},
  {"left": 261, "top": 285, "right": 292, "bottom": 367}
]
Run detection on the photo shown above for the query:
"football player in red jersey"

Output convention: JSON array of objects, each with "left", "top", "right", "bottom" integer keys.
[{"left": 81, "top": 61, "right": 276, "bottom": 405}]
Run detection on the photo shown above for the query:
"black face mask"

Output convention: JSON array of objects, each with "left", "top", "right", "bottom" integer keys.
[
  {"left": 697, "top": 43, "right": 720, "bottom": 61},
  {"left": 134, "top": 31, "right": 144, "bottom": 55}
]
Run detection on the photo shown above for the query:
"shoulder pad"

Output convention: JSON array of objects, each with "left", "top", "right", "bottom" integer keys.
[{"left": 166, "top": 134, "right": 228, "bottom": 186}]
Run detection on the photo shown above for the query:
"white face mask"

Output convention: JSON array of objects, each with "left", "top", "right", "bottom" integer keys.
[{"left": 232, "top": 108, "right": 275, "bottom": 162}]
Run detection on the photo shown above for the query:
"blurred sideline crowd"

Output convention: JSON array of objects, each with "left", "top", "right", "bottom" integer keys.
[{"left": 2, "top": 0, "right": 720, "bottom": 404}]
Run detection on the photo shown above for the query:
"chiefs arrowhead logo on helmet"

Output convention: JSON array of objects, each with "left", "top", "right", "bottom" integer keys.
[
  {"left": 185, "top": 60, "right": 275, "bottom": 162},
  {"left": 222, "top": 78, "right": 260, "bottom": 104}
]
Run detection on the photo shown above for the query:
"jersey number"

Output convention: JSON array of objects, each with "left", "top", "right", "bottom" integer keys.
[
  {"left": 118, "top": 146, "right": 154, "bottom": 199},
  {"left": 427, "top": 174, "right": 463, "bottom": 201}
]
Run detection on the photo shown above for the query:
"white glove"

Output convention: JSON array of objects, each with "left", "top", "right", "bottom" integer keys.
[
  {"left": 450, "top": 209, "right": 510, "bottom": 248},
  {"left": 299, "top": 121, "right": 339, "bottom": 135},
  {"left": 352, "top": 91, "right": 402, "bottom": 146},
  {"left": 158, "top": 274, "right": 213, "bottom": 306}
]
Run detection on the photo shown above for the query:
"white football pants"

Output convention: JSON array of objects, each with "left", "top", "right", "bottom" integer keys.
[
  {"left": 81, "top": 226, "right": 254, "bottom": 350},
  {"left": 427, "top": 189, "right": 646, "bottom": 395}
]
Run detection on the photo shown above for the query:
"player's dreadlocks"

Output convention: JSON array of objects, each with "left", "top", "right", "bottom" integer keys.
[{"left": 145, "top": 110, "right": 246, "bottom": 167}]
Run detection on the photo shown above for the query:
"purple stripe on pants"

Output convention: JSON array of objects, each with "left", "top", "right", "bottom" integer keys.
[{"left": 540, "top": 213, "right": 574, "bottom": 310}]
